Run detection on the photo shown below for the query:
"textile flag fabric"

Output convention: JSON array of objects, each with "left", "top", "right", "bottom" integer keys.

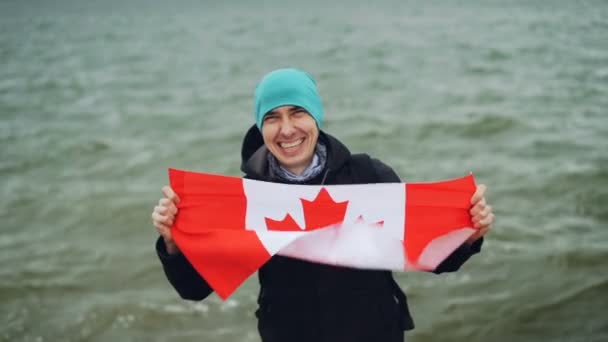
[{"left": 169, "top": 168, "right": 478, "bottom": 299}]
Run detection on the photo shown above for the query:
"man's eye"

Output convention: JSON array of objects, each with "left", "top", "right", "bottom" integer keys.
[{"left": 264, "top": 115, "right": 277, "bottom": 122}]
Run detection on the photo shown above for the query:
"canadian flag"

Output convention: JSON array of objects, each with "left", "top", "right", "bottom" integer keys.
[{"left": 169, "top": 168, "right": 478, "bottom": 299}]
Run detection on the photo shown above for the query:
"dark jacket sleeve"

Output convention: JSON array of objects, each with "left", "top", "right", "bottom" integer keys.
[
  {"left": 370, "top": 158, "right": 484, "bottom": 274},
  {"left": 156, "top": 236, "right": 214, "bottom": 300}
]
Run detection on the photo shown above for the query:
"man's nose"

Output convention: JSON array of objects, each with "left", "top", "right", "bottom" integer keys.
[{"left": 279, "top": 118, "right": 296, "bottom": 136}]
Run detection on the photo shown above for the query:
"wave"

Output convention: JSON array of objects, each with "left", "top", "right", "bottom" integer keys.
[{"left": 416, "top": 115, "right": 520, "bottom": 140}]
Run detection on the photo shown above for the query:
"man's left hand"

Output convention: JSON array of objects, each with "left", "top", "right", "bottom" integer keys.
[{"left": 466, "top": 184, "right": 495, "bottom": 244}]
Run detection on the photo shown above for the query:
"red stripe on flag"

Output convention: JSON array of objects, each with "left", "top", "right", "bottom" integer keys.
[
  {"left": 169, "top": 169, "right": 247, "bottom": 233},
  {"left": 404, "top": 175, "right": 477, "bottom": 267},
  {"left": 169, "top": 169, "right": 260, "bottom": 299},
  {"left": 172, "top": 229, "right": 271, "bottom": 300}
]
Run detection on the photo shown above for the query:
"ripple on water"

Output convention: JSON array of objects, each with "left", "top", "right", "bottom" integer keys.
[
  {"left": 542, "top": 163, "right": 608, "bottom": 222},
  {"left": 416, "top": 115, "right": 520, "bottom": 141}
]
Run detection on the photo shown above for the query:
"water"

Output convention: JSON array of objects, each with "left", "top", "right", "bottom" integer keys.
[{"left": 1, "top": 0, "right": 607, "bottom": 341}]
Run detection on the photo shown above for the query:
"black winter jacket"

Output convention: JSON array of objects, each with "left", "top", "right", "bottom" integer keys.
[{"left": 156, "top": 126, "right": 483, "bottom": 342}]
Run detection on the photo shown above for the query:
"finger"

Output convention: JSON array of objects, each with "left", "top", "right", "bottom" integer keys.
[
  {"left": 159, "top": 225, "right": 172, "bottom": 237},
  {"left": 473, "top": 212, "right": 494, "bottom": 229},
  {"left": 152, "top": 212, "right": 171, "bottom": 225},
  {"left": 153, "top": 220, "right": 170, "bottom": 233},
  {"left": 162, "top": 186, "right": 180, "bottom": 204},
  {"left": 484, "top": 204, "right": 493, "bottom": 216},
  {"left": 470, "top": 184, "right": 487, "bottom": 205},
  {"left": 167, "top": 202, "right": 178, "bottom": 216},
  {"left": 152, "top": 212, "right": 174, "bottom": 226},
  {"left": 472, "top": 205, "right": 492, "bottom": 222},
  {"left": 478, "top": 213, "right": 495, "bottom": 228},
  {"left": 472, "top": 214, "right": 482, "bottom": 226},
  {"left": 157, "top": 199, "right": 178, "bottom": 216},
  {"left": 469, "top": 198, "right": 487, "bottom": 216},
  {"left": 473, "top": 216, "right": 488, "bottom": 228},
  {"left": 155, "top": 204, "right": 177, "bottom": 217},
  {"left": 154, "top": 205, "right": 168, "bottom": 216},
  {"left": 154, "top": 222, "right": 173, "bottom": 240}
]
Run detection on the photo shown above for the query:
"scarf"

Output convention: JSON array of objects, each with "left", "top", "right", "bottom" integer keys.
[{"left": 267, "top": 142, "right": 327, "bottom": 183}]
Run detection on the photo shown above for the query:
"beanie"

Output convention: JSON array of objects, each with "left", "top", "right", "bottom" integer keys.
[{"left": 254, "top": 68, "right": 324, "bottom": 129}]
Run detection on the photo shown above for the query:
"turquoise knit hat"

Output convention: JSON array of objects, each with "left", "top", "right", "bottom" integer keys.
[{"left": 254, "top": 68, "right": 324, "bottom": 129}]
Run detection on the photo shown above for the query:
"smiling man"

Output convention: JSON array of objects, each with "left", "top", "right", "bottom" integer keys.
[
  {"left": 261, "top": 105, "right": 320, "bottom": 175},
  {"left": 253, "top": 69, "right": 325, "bottom": 180},
  {"left": 152, "top": 68, "right": 495, "bottom": 342}
]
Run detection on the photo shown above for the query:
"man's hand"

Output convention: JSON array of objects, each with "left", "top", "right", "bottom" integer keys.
[
  {"left": 152, "top": 186, "right": 181, "bottom": 254},
  {"left": 467, "top": 184, "right": 495, "bottom": 244}
]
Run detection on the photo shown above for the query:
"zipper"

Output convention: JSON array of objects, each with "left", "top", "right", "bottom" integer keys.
[{"left": 320, "top": 168, "right": 330, "bottom": 185}]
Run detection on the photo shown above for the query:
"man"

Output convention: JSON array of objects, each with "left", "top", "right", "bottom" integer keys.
[{"left": 152, "top": 68, "right": 494, "bottom": 342}]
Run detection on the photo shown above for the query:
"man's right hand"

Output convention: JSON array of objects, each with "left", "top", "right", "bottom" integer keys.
[{"left": 152, "top": 186, "right": 180, "bottom": 255}]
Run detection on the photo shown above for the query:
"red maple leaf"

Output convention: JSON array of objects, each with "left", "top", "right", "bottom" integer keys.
[{"left": 265, "top": 188, "right": 349, "bottom": 231}]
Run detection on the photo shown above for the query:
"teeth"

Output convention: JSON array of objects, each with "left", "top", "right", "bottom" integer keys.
[{"left": 280, "top": 139, "right": 304, "bottom": 149}]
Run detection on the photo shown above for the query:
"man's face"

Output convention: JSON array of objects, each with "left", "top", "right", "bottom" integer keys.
[{"left": 261, "top": 105, "right": 319, "bottom": 175}]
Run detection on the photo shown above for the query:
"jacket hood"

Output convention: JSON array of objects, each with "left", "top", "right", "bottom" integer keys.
[{"left": 240, "top": 125, "right": 351, "bottom": 180}]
